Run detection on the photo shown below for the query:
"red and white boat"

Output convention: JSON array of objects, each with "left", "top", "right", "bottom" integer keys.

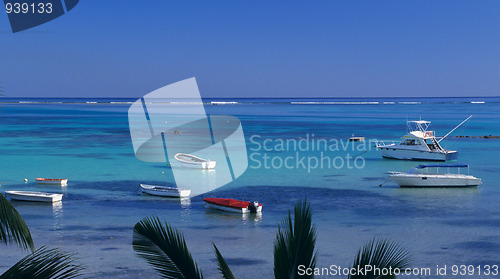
[
  {"left": 203, "top": 198, "right": 262, "bottom": 213},
  {"left": 35, "top": 178, "right": 68, "bottom": 185}
]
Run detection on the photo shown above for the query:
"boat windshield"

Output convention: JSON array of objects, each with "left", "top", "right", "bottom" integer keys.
[
  {"left": 402, "top": 139, "right": 420, "bottom": 145},
  {"left": 407, "top": 167, "right": 421, "bottom": 174}
]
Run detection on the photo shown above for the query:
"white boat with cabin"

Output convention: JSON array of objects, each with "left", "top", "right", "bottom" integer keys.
[
  {"left": 174, "top": 153, "right": 216, "bottom": 169},
  {"left": 5, "top": 191, "right": 63, "bottom": 203},
  {"left": 140, "top": 184, "right": 191, "bottom": 198},
  {"left": 375, "top": 117, "right": 471, "bottom": 161},
  {"left": 389, "top": 164, "right": 481, "bottom": 187}
]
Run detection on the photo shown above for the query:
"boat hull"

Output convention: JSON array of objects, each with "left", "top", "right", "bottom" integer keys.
[
  {"left": 5, "top": 191, "right": 63, "bottom": 202},
  {"left": 35, "top": 178, "right": 68, "bottom": 185},
  {"left": 379, "top": 148, "right": 458, "bottom": 161},
  {"left": 390, "top": 174, "right": 481, "bottom": 187},
  {"left": 178, "top": 161, "right": 216, "bottom": 169},
  {"left": 140, "top": 184, "right": 191, "bottom": 198},
  {"left": 205, "top": 202, "right": 262, "bottom": 213},
  {"left": 203, "top": 198, "right": 262, "bottom": 213},
  {"left": 174, "top": 153, "right": 216, "bottom": 169}
]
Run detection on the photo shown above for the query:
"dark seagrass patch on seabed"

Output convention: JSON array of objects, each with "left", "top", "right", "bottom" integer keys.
[
  {"left": 445, "top": 218, "right": 500, "bottom": 228},
  {"left": 210, "top": 257, "right": 267, "bottom": 266},
  {"left": 454, "top": 240, "right": 500, "bottom": 253}
]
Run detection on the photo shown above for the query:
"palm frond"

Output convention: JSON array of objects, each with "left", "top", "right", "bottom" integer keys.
[
  {"left": 348, "top": 238, "right": 411, "bottom": 279},
  {"left": 0, "top": 246, "right": 84, "bottom": 279},
  {"left": 0, "top": 193, "right": 34, "bottom": 251},
  {"left": 274, "top": 199, "right": 317, "bottom": 279},
  {"left": 132, "top": 216, "right": 203, "bottom": 279},
  {"left": 213, "top": 243, "right": 235, "bottom": 279}
]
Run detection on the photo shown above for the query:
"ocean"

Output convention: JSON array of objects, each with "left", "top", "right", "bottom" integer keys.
[{"left": 0, "top": 97, "right": 499, "bottom": 278}]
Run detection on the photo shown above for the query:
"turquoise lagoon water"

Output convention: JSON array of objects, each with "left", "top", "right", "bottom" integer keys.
[{"left": 0, "top": 97, "right": 499, "bottom": 278}]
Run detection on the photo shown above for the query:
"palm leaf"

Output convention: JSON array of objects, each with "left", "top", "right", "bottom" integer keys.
[
  {"left": 213, "top": 243, "right": 235, "bottom": 279},
  {"left": 132, "top": 216, "right": 203, "bottom": 279},
  {"left": 0, "top": 246, "right": 84, "bottom": 279},
  {"left": 274, "top": 199, "right": 317, "bottom": 279},
  {"left": 348, "top": 238, "right": 411, "bottom": 279},
  {"left": 0, "top": 193, "right": 34, "bottom": 251}
]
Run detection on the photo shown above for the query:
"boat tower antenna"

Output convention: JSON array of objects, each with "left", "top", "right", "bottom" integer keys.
[
  {"left": 437, "top": 115, "right": 473, "bottom": 143},
  {"left": 406, "top": 114, "right": 408, "bottom": 133}
]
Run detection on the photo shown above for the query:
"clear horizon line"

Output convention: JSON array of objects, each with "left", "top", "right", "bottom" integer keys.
[{"left": 1, "top": 96, "right": 499, "bottom": 99}]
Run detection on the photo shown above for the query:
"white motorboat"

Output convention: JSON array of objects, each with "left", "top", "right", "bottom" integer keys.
[
  {"left": 5, "top": 191, "right": 63, "bottom": 203},
  {"left": 389, "top": 164, "right": 482, "bottom": 187},
  {"left": 140, "top": 184, "right": 191, "bottom": 198},
  {"left": 174, "top": 153, "right": 216, "bottom": 169},
  {"left": 35, "top": 178, "right": 68, "bottom": 185},
  {"left": 375, "top": 117, "right": 472, "bottom": 161},
  {"left": 203, "top": 198, "right": 262, "bottom": 213}
]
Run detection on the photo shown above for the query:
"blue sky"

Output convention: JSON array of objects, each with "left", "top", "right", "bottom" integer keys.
[{"left": 0, "top": 0, "right": 499, "bottom": 98}]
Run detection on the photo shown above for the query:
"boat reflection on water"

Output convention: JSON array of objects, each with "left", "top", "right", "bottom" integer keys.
[
  {"left": 242, "top": 211, "right": 263, "bottom": 223},
  {"left": 180, "top": 197, "right": 191, "bottom": 207},
  {"left": 204, "top": 209, "right": 263, "bottom": 223},
  {"left": 52, "top": 201, "right": 63, "bottom": 215},
  {"left": 178, "top": 198, "right": 192, "bottom": 223},
  {"left": 9, "top": 199, "right": 66, "bottom": 235},
  {"left": 393, "top": 186, "right": 481, "bottom": 211},
  {"left": 395, "top": 186, "right": 480, "bottom": 197},
  {"left": 52, "top": 201, "right": 64, "bottom": 232}
]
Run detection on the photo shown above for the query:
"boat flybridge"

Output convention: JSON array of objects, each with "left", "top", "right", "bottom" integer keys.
[
  {"left": 376, "top": 116, "right": 471, "bottom": 161},
  {"left": 389, "top": 164, "right": 482, "bottom": 187}
]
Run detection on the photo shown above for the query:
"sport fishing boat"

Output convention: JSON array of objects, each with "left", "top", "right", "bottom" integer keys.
[
  {"left": 389, "top": 164, "right": 482, "bottom": 187},
  {"left": 35, "top": 178, "right": 68, "bottom": 185},
  {"left": 376, "top": 116, "right": 471, "bottom": 161},
  {"left": 174, "top": 153, "right": 216, "bottom": 169},
  {"left": 5, "top": 191, "right": 63, "bottom": 203},
  {"left": 203, "top": 198, "right": 262, "bottom": 213},
  {"left": 140, "top": 184, "right": 191, "bottom": 198}
]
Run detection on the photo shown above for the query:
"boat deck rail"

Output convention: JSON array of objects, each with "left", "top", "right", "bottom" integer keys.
[
  {"left": 391, "top": 172, "right": 475, "bottom": 178},
  {"left": 416, "top": 164, "right": 470, "bottom": 175},
  {"left": 374, "top": 140, "right": 397, "bottom": 147}
]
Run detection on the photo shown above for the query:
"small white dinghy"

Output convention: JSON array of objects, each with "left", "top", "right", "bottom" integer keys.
[
  {"left": 35, "top": 178, "right": 68, "bottom": 185},
  {"left": 140, "top": 184, "right": 191, "bottom": 198},
  {"left": 389, "top": 164, "right": 482, "bottom": 187},
  {"left": 5, "top": 191, "right": 63, "bottom": 203},
  {"left": 174, "top": 153, "right": 216, "bottom": 169}
]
